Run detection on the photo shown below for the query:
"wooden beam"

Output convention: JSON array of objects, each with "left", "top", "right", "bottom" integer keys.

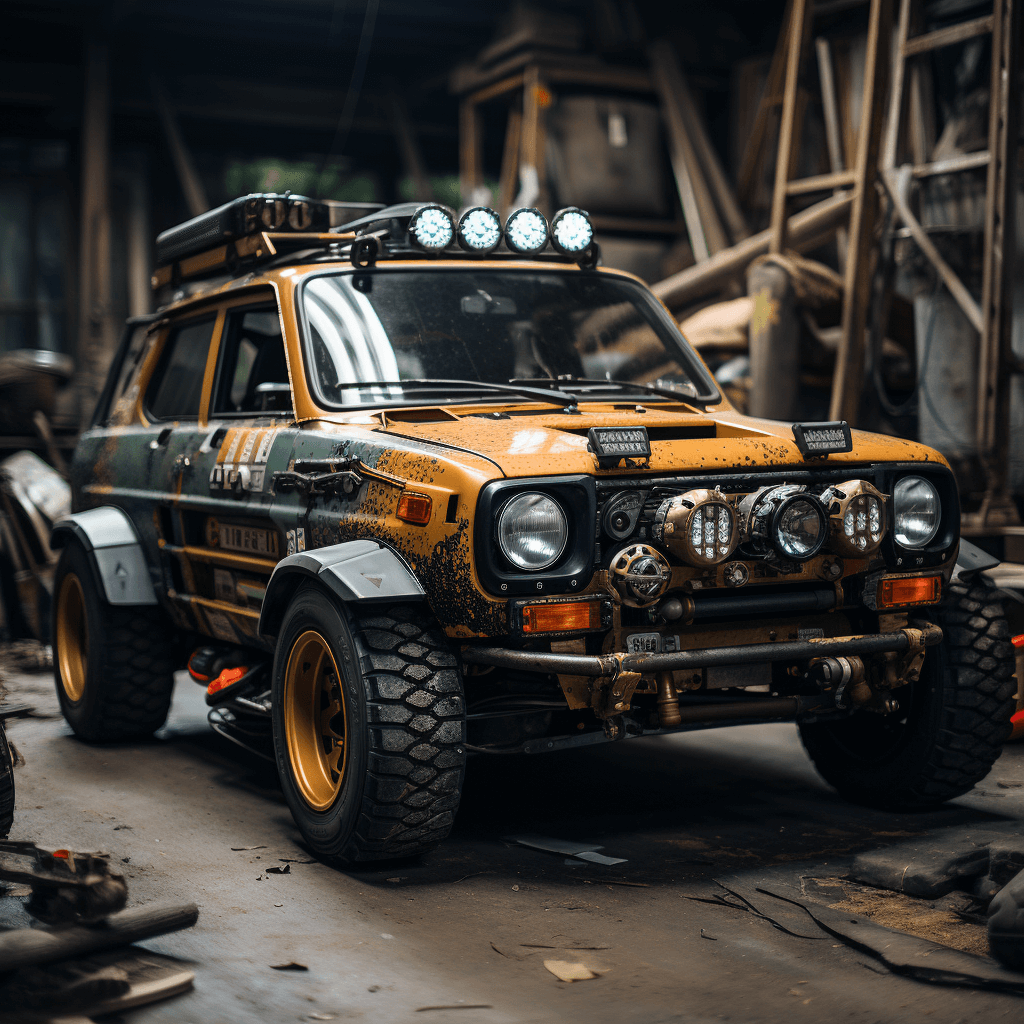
[
  {"left": 814, "top": 36, "right": 848, "bottom": 268},
  {"left": 902, "top": 14, "right": 994, "bottom": 56},
  {"left": 650, "top": 42, "right": 749, "bottom": 243},
  {"left": 768, "top": 0, "right": 811, "bottom": 253},
  {"left": 786, "top": 169, "right": 857, "bottom": 194},
  {"left": 388, "top": 88, "right": 432, "bottom": 202},
  {"left": 829, "top": 0, "right": 893, "bottom": 423},
  {"left": 650, "top": 41, "right": 723, "bottom": 261},
  {"left": 498, "top": 106, "right": 522, "bottom": 218},
  {"left": 151, "top": 75, "right": 208, "bottom": 217},
  {"left": 652, "top": 190, "right": 853, "bottom": 309},
  {"left": 77, "top": 38, "right": 115, "bottom": 429},
  {"left": 459, "top": 98, "right": 483, "bottom": 206},
  {"left": 125, "top": 152, "right": 151, "bottom": 318},
  {"left": 977, "top": 0, "right": 1020, "bottom": 476}
]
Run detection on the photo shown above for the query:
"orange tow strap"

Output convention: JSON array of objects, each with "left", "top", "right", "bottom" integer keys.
[{"left": 207, "top": 666, "right": 248, "bottom": 696}]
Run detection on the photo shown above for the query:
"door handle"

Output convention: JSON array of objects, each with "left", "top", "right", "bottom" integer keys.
[{"left": 150, "top": 426, "right": 173, "bottom": 449}]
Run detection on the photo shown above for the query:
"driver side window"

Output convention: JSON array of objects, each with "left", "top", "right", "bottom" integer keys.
[{"left": 212, "top": 304, "right": 291, "bottom": 416}]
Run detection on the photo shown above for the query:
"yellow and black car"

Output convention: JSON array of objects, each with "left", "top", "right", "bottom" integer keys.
[{"left": 51, "top": 193, "right": 1017, "bottom": 865}]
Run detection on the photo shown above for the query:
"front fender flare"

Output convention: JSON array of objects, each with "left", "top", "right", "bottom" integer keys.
[
  {"left": 50, "top": 507, "right": 157, "bottom": 606},
  {"left": 259, "top": 539, "right": 425, "bottom": 640}
]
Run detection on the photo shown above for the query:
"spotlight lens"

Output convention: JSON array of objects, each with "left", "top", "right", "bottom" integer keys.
[
  {"left": 505, "top": 209, "right": 548, "bottom": 254},
  {"left": 410, "top": 207, "right": 454, "bottom": 250},
  {"left": 459, "top": 207, "right": 501, "bottom": 251},
  {"left": 774, "top": 497, "right": 825, "bottom": 559},
  {"left": 552, "top": 209, "right": 593, "bottom": 253},
  {"left": 497, "top": 492, "right": 568, "bottom": 570}
]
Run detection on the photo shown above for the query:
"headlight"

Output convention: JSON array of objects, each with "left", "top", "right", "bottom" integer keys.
[
  {"left": 826, "top": 479, "right": 887, "bottom": 556},
  {"left": 773, "top": 495, "right": 827, "bottom": 560},
  {"left": 408, "top": 204, "right": 455, "bottom": 251},
  {"left": 652, "top": 489, "right": 738, "bottom": 566},
  {"left": 457, "top": 207, "right": 502, "bottom": 253},
  {"left": 504, "top": 208, "right": 549, "bottom": 254},
  {"left": 497, "top": 492, "right": 568, "bottom": 570},
  {"left": 893, "top": 476, "right": 940, "bottom": 548}
]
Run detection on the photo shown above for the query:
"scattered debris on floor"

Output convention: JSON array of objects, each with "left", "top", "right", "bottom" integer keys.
[
  {"left": 0, "top": 640, "right": 53, "bottom": 674},
  {"left": 688, "top": 881, "right": 825, "bottom": 940},
  {"left": 0, "top": 841, "right": 127, "bottom": 924},
  {"left": 504, "top": 834, "right": 627, "bottom": 866},
  {"left": 0, "top": 839, "right": 198, "bottom": 1018},
  {"left": 987, "top": 867, "right": 1024, "bottom": 971},
  {"left": 543, "top": 960, "right": 599, "bottom": 983},
  {"left": 270, "top": 961, "right": 308, "bottom": 971}
]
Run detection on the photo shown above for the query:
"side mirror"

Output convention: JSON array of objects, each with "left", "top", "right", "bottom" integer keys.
[{"left": 254, "top": 381, "right": 292, "bottom": 413}]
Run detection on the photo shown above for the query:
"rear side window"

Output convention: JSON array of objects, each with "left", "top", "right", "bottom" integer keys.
[{"left": 146, "top": 317, "right": 216, "bottom": 420}]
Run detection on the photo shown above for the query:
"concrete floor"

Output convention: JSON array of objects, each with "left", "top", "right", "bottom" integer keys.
[{"left": 2, "top": 666, "right": 1023, "bottom": 1024}]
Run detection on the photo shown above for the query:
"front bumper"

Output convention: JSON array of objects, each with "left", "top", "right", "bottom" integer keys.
[{"left": 461, "top": 624, "right": 944, "bottom": 678}]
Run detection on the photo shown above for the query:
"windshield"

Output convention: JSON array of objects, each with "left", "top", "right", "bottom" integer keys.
[{"left": 299, "top": 268, "right": 718, "bottom": 408}]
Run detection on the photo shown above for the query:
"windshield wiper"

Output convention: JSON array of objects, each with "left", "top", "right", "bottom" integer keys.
[
  {"left": 510, "top": 376, "right": 713, "bottom": 407},
  {"left": 349, "top": 378, "right": 579, "bottom": 408}
]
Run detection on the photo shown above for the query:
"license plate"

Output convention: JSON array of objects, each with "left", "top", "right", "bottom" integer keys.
[
  {"left": 216, "top": 524, "right": 279, "bottom": 557},
  {"left": 626, "top": 632, "right": 662, "bottom": 654}
]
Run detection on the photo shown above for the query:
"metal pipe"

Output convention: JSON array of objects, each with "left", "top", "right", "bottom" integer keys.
[{"left": 460, "top": 624, "right": 943, "bottom": 678}]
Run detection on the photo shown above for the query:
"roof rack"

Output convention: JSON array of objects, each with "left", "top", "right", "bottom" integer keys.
[{"left": 150, "top": 198, "right": 601, "bottom": 289}]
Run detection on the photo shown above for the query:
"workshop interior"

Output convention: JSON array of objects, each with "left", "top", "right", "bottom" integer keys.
[{"left": 1, "top": 0, "right": 1024, "bottom": 1020}]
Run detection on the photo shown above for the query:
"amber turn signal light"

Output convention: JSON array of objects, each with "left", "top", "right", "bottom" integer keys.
[
  {"left": 522, "top": 600, "right": 603, "bottom": 634},
  {"left": 396, "top": 492, "right": 432, "bottom": 525},
  {"left": 1011, "top": 633, "right": 1024, "bottom": 649},
  {"left": 877, "top": 574, "right": 942, "bottom": 608}
]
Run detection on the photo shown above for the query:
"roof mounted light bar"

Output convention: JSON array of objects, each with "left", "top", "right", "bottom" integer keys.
[{"left": 155, "top": 194, "right": 383, "bottom": 267}]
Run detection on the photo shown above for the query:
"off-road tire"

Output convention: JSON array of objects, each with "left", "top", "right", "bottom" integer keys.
[
  {"left": 272, "top": 588, "right": 466, "bottom": 866},
  {"left": 800, "top": 579, "right": 1016, "bottom": 810},
  {"left": 53, "top": 542, "right": 177, "bottom": 742},
  {"left": 0, "top": 720, "right": 14, "bottom": 838}
]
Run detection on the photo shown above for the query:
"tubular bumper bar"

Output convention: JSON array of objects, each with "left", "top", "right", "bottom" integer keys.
[{"left": 461, "top": 625, "right": 944, "bottom": 678}]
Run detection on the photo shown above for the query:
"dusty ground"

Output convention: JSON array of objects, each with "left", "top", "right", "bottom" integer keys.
[{"left": 2, "top": 665, "right": 1023, "bottom": 1024}]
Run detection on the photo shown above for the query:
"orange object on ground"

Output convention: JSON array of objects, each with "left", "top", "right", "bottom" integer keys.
[
  {"left": 208, "top": 665, "right": 248, "bottom": 696},
  {"left": 1010, "top": 710, "right": 1024, "bottom": 743}
]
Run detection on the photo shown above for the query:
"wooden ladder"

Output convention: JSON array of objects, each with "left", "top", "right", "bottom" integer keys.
[{"left": 881, "top": 0, "right": 1021, "bottom": 529}]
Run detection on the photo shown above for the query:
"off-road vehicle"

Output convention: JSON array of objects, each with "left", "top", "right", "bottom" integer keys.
[{"left": 52, "top": 194, "right": 1016, "bottom": 865}]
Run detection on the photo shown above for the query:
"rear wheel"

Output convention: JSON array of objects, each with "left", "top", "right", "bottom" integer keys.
[
  {"left": 271, "top": 588, "right": 466, "bottom": 865},
  {"left": 53, "top": 542, "right": 178, "bottom": 741},
  {"left": 800, "top": 580, "right": 1016, "bottom": 810}
]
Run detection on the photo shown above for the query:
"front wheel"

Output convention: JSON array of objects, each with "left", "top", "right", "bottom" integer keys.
[
  {"left": 800, "top": 579, "right": 1016, "bottom": 810},
  {"left": 271, "top": 589, "right": 466, "bottom": 865}
]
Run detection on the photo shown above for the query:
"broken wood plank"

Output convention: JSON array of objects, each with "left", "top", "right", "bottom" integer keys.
[
  {"left": 652, "top": 190, "right": 853, "bottom": 309},
  {"left": 786, "top": 169, "right": 857, "bottom": 194}
]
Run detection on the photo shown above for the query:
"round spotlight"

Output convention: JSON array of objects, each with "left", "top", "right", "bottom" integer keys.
[
  {"left": 742, "top": 485, "right": 827, "bottom": 562},
  {"left": 652, "top": 489, "right": 738, "bottom": 567},
  {"left": 550, "top": 207, "right": 594, "bottom": 255},
  {"left": 457, "top": 207, "right": 502, "bottom": 254},
  {"left": 772, "top": 495, "right": 827, "bottom": 561},
  {"left": 826, "top": 479, "right": 887, "bottom": 557},
  {"left": 408, "top": 205, "right": 455, "bottom": 252},
  {"left": 504, "top": 208, "right": 549, "bottom": 255}
]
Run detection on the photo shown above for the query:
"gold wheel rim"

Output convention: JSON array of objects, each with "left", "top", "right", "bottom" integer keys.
[
  {"left": 284, "top": 630, "right": 348, "bottom": 811},
  {"left": 56, "top": 572, "right": 88, "bottom": 702}
]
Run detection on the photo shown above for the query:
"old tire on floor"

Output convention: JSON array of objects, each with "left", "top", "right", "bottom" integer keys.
[
  {"left": 0, "top": 720, "right": 14, "bottom": 838},
  {"left": 799, "top": 579, "right": 1016, "bottom": 810},
  {"left": 52, "top": 541, "right": 177, "bottom": 741},
  {"left": 271, "top": 588, "right": 466, "bottom": 865}
]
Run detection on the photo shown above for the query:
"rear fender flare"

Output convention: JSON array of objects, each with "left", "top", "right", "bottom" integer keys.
[
  {"left": 259, "top": 539, "right": 425, "bottom": 640},
  {"left": 50, "top": 507, "right": 157, "bottom": 606}
]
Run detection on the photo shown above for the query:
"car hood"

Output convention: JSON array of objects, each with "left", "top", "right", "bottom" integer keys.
[{"left": 371, "top": 405, "right": 943, "bottom": 479}]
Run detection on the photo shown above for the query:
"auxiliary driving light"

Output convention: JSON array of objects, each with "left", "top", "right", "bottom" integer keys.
[
  {"left": 744, "top": 485, "right": 827, "bottom": 562},
  {"left": 457, "top": 207, "right": 502, "bottom": 253},
  {"left": 408, "top": 204, "right": 455, "bottom": 252},
  {"left": 504, "top": 208, "right": 549, "bottom": 254},
  {"left": 652, "top": 489, "right": 738, "bottom": 566},
  {"left": 550, "top": 207, "right": 594, "bottom": 255},
  {"left": 826, "top": 480, "right": 886, "bottom": 557}
]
